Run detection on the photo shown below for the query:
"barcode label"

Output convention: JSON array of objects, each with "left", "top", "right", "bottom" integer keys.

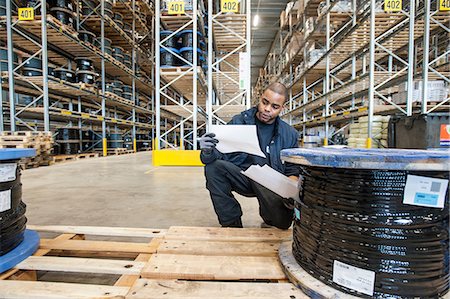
[
  {"left": 404, "top": 175, "right": 448, "bottom": 209},
  {"left": 333, "top": 260, "right": 375, "bottom": 296},
  {"left": 0, "top": 189, "right": 12, "bottom": 212},
  {"left": 0, "top": 163, "right": 17, "bottom": 183},
  {"left": 430, "top": 182, "right": 441, "bottom": 193}
]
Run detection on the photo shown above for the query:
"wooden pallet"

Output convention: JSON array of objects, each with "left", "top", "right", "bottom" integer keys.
[
  {"left": 0, "top": 226, "right": 308, "bottom": 299},
  {"left": 52, "top": 155, "right": 78, "bottom": 163},
  {"left": 105, "top": 148, "right": 136, "bottom": 155},
  {"left": 76, "top": 152, "right": 100, "bottom": 160}
]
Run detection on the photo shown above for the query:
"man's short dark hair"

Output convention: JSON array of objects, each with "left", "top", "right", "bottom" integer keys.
[{"left": 266, "top": 82, "right": 289, "bottom": 103}]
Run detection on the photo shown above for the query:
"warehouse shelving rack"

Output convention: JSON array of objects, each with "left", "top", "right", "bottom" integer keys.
[
  {"left": 255, "top": 0, "right": 449, "bottom": 147},
  {"left": 206, "top": 0, "right": 251, "bottom": 127},
  {"left": 0, "top": 0, "right": 155, "bottom": 155},
  {"left": 154, "top": 0, "right": 252, "bottom": 154}
]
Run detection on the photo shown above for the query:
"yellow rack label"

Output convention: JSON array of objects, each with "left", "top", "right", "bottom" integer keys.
[
  {"left": 18, "top": 8, "right": 34, "bottom": 21},
  {"left": 440, "top": 0, "right": 450, "bottom": 11},
  {"left": 358, "top": 107, "right": 368, "bottom": 112},
  {"left": 81, "top": 113, "right": 90, "bottom": 119},
  {"left": 221, "top": 0, "right": 239, "bottom": 13},
  {"left": 384, "top": 0, "right": 402, "bottom": 12},
  {"left": 343, "top": 111, "right": 351, "bottom": 115},
  {"left": 168, "top": 1, "right": 185, "bottom": 15},
  {"left": 97, "top": 116, "right": 104, "bottom": 121},
  {"left": 61, "top": 111, "right": 72, "bottom": 116}
]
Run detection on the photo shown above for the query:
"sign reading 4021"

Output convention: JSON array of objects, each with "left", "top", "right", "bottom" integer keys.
[{"left": 221, "top": 0, "right": 239, "bottom": 13}]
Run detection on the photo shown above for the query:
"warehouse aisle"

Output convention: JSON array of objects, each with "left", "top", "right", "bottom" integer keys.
[{"left": 20, "top": 152, "right": 261, "bottom": 228}]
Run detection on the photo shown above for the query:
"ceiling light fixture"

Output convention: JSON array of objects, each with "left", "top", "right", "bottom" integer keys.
[{"left": 253, "top": 14, "right": 260, "bottom": 27}]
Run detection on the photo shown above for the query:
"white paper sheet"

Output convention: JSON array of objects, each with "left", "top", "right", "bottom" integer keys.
[
  {"left": 210, "top": 125, "right": 266, "bottom": 158},
  {"left": 242, "top": 164, "right": 299, "bottom": 200}
]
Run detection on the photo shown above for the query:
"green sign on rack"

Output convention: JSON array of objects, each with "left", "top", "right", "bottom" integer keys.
[
  {"left": 384, "top": 0, "right": 402, "bottom": 12},
  {"left": 18, "top": 7, "right": 34, "bottom": 21},
  {"left": 440, "top": 0, "right": 450, "bottom": 11}
]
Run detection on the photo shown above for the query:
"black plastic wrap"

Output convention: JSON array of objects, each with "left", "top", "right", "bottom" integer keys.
[
  {"left": 293, "top": 166, "right": 449, "bottom": 298},
  {"left": 0, "top": 162, "right": 26, "bottom": 256}
]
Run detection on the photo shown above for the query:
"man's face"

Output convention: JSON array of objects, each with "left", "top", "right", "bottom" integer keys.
[{"left": 256, "top": 89, "right": 285, "bottom": 124}]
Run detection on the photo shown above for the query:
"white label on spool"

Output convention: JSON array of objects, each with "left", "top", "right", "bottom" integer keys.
[
  {"left": 0, "top": 163, "right": 17, "bottom": 183},
  {"left": 0, "top": 189, "right": 12, "bottom": 212},
  {"left": 332, "top": 260, "right": 375, "bottom": 296},
  {"left": 403, "top": 175, "right": 448, "bottom": 208}
]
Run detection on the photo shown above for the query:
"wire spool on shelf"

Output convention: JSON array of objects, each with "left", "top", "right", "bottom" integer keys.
[
  {"left": 0, "top": 47, "right": 18, "bottom": 71},
  {"left": 113, "top": 12, "right": 123, "bottom": 27},
  {"left": 54, "top": 68, "right": 75, "bottom": 83},
  {"left": 161, "top": 48, "right": 179, "bottom": 67},
  {"left": 78, "top": 30, "right": 96, "bottom": 44},
  {"left": 179, "top": 30, "right": 203, "bottom": 48},
  {"left": 75, "top": 57, "right": 94, "bottom": 71},
  {"left": 280, "top": 148, "right": 450, "bottom": 299},
  {"left": 50, "top": 7, "right": 75, "bottom": 28},
  {"left": 56, "top": 128, "right": 80, "bottom": 155},
  {"left": 179, "top": 47, "right": 203, "bottom": 66},
  {"left": 160, "top": 31, "right": 177, "bottom": 48},
  {"left": 22, "top": 57, "right": 43, "bottom": 77},
  {"left": 75, "top": 70, "right": 96, "bottom": 85},
  {"left": 108, "top": 133, "right": 123, "bottom": 149},
  {"left": 49, "top": 0, "right": 74, "bottom": 10}
]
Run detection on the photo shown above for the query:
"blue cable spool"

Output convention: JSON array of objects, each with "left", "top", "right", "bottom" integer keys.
[
  {"left": 178, "top": 29, "right": 203, "bottom": 48},
  {"left": 161, "top": 30, "right": 178, "bottom": 48},
  {"left": 281, "top": 148, "right": 450, "bottom": 298},
  {"left": 0, "top": 148, "right": 39, "bottom": 273},
  {"left": 161, "top": 48, "right": 179, "bottom": 67},
  {"left": 0, "top": 47, "right": 18, "bottom": 72},
  {"left": 179, "top": 47, "right": 202, "bottom": 66}
]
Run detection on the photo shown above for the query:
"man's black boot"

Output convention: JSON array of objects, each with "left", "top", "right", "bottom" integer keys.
[{"left": 222, "top": 218, "right": 243, "bottom": 228}]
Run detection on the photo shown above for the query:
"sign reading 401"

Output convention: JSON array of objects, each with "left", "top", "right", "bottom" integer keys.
[
  {"left": 221, "top": 0, "right": 239, "bottom": 13},
  {"left": 18, "top": 7, "right": 34, "bottom": 21},
  {"left": 167, "top": 1, "right": 185, "bottom": 15}
]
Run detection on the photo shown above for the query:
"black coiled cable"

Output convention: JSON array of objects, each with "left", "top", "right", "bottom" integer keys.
[
  {"left": 293, "top": 166, "right": 449, "bottom": 298},
  {"left": 0, "top": 163, "right": 27, "bottom": 256}
]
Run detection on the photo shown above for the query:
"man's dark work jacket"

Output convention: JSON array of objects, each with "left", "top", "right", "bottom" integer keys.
[{"left": 200, "top": 107, "right": 299, "bottom": 177}]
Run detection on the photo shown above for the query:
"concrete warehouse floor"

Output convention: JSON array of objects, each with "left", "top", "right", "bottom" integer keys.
[{"left": 21, "top": 152, "right": 262, "bottom": 229}]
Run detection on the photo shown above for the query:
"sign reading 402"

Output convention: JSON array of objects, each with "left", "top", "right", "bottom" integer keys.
[
  {"left": 221, "top": 0, "right": 239, "bottom": 13},
  {"left": 440, "top": 0, "right": 450, "bottom": 11},
  {"left": 384, "top": 0, "right": 402, "bottom": 12}
]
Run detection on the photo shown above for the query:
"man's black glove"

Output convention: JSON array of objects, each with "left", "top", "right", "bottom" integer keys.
[{"left": 199, "top": 133, "right": 219, "bottom": 151}]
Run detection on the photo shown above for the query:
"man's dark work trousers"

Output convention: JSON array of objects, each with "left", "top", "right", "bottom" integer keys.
[{"left": 205, "top": 159, "right": 293, "bottom": 229}]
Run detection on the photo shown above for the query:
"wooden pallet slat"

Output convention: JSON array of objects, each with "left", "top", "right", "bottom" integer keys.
[
  {"left": 17, "top": 256, "right": 146, "bottom": 276},
  {"left": 141, "top": 253, "right": 286, "bottom": 281},
  {"left": 0, "top": 280, "right": 129, "bottom": 299},
  {"left": 127, "top": 279, "right": 309, "bottom": 299},
  {"left": 27, "top": 225, "right": 166, "bottom": 238},
  {"left": 165, "top": 226, "right": 292, "bottom": 242},
  {"left": 158, "top": 239, "right": 279, "bottom": 257}
]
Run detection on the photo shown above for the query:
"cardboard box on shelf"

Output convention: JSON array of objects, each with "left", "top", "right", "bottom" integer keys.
[{"left": 392, "top": 80, "right": 448, "bottom": 104}]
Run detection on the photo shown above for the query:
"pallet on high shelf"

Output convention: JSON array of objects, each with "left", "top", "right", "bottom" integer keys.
[{"left": 0, "top": 225, "right": 307, "bottom": 299}]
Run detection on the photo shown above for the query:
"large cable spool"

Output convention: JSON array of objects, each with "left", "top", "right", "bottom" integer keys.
[
  {"left": 0, "top": 47, "right": 18, "bottom": 72},
  {"left": 56, "top": 128, "right": 80, "bottom": 155},
  {"left": 108, "top": 133, "right": 123, "bottom": 149},
  {"left": 22, "top": 57, "right": 42, "bottom": 77},
  {"left": 280, "top": 148, "right": 450, "bottom": 298},
  {"left": 0, "top": 149, "right": 36, "bottom": 257}
]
